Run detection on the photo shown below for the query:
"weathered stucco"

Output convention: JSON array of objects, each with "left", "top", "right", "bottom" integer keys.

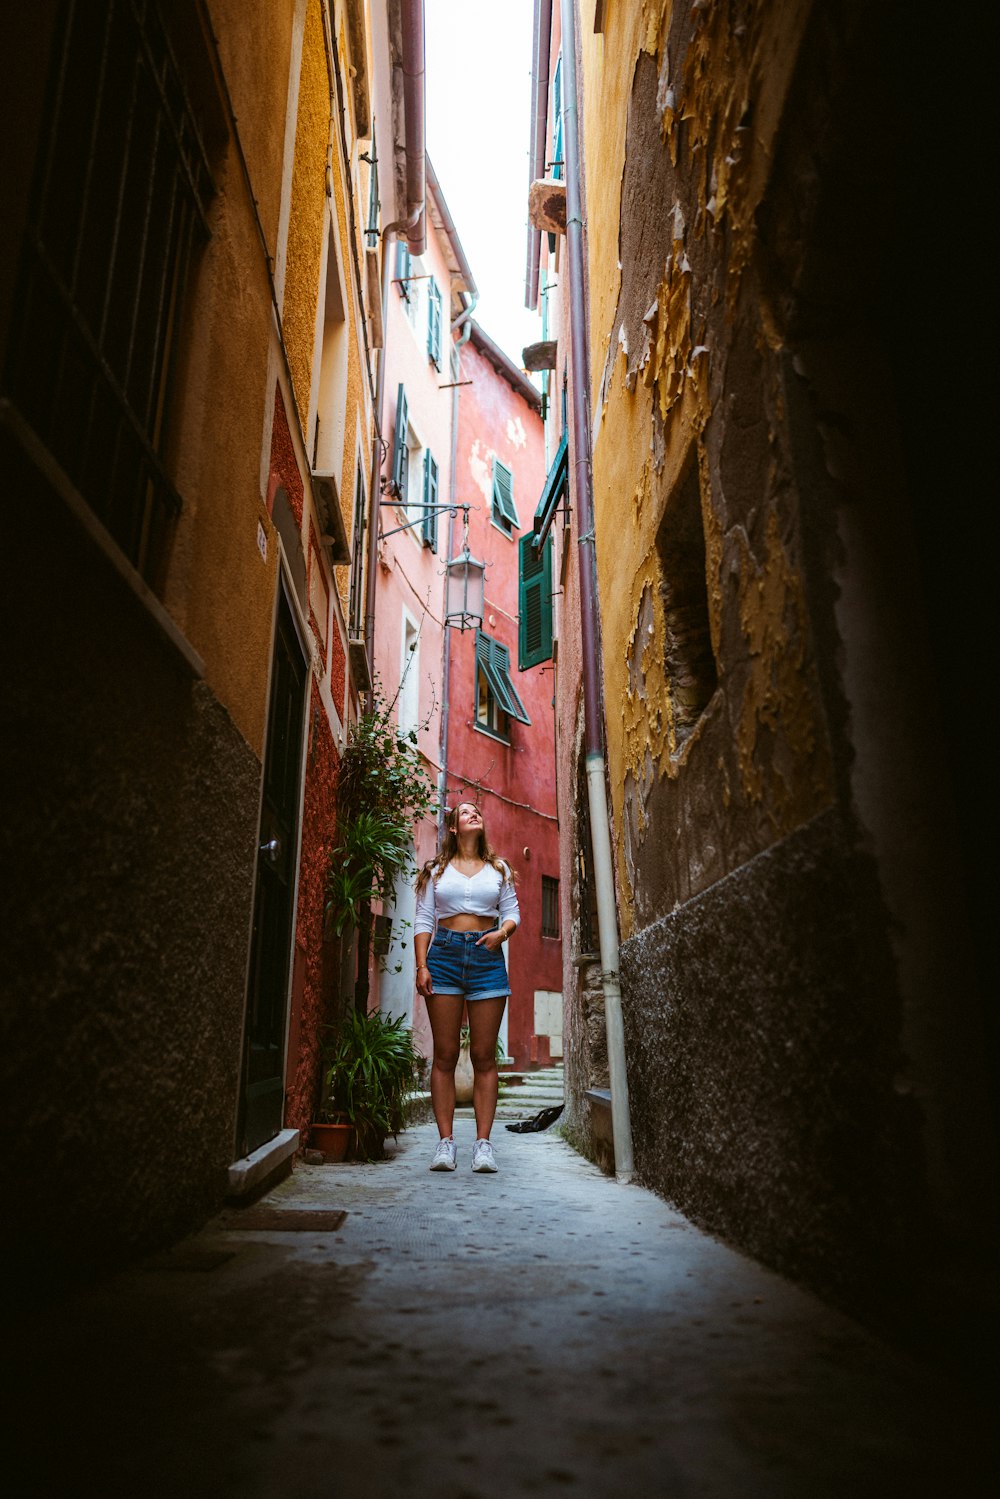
[
  {"left": 559, "top": 0, "right": 996, "bottom": 1324},
  {"left": 589, "top": 6, "right": 835, "bottom": 933}
]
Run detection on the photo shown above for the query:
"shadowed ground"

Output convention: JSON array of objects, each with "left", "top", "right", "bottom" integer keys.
[{"left": 7, "top": 1122, "right": 995, "bottom": 1497}]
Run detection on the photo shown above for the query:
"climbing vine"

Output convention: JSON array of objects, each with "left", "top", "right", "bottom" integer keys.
[{"left": 326, "top": 687, "right": 437, "bottom": 939}]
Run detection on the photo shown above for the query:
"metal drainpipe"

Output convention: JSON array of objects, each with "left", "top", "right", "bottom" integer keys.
[
  {"left": 525, "top": 0, "right": 552, "bottom": 310},
  {"left": 559, "top": 0, "right": 634, "bottom": 1181},
  {"left": 437, "top": 295, "right": 478, "bottom": 838},
  {"left": 384, "top": 0, "right": 426, "bottom": 254}
]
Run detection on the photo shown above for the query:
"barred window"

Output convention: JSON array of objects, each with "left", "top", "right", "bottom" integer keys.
[
  {"left": 4, "top": 0, "right": 215, "bottom": 586},
  {"left": 576, "top": 758, "right": 600, "bottom": 957},
  {"left": 348, "top": 463, "right": 366, "bottom": 638},
  {"left": 541, "top": 875, "right": 560, "bottom": 938}
]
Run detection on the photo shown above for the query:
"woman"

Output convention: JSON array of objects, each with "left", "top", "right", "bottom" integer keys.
[{"left": 414, "top": 802, "right": 519, "bottom": 1173}]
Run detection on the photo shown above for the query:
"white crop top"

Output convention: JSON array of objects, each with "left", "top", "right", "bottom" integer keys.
[{"left": 414, "top": 861, "right": 520, "bottom": 936}]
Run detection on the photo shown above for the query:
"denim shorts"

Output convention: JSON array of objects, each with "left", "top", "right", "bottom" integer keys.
[{"left": 425, "top": 927, "right": 510, "bottom": 1001}]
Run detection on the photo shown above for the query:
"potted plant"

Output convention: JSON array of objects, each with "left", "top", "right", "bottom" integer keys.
[{"left": 319, "top": 1007, "right": 422, "bottom": 1161}]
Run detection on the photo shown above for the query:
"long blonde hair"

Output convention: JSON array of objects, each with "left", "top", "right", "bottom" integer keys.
[{"left": 414, "top": 802, "right": 515, "bottom": 896}]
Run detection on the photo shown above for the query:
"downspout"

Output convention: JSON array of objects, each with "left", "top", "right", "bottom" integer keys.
[
  {"left": 559, "top": 0, "right": 634, "bottom": 1180},
  {"left": 525, "top": 0, "right": 552, "bottom": 310},
  {"left": 437, "top": 292, "right": 478, "bottom": 839},
  {"left": 383, "top": 0, "right": 426, "bottom": 254}
]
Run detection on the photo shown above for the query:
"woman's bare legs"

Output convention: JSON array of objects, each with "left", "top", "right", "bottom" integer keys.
[
  {"left": 425, "top": 993, "right": 466, "bottom": 1138},
  {"left": 468, "top": 997, "right": 507, "bottom": 1140}
]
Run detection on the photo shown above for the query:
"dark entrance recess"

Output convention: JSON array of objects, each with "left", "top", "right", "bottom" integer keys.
[{"left": 239, "top": 585, "right": 308, "bottom": 1157}]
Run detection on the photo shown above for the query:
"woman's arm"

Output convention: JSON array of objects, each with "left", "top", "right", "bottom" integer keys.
[
  {"left": 477, "top": 864, "right": 520, "bottom": 950},
  {"left": 414, "top": 875, "right": 435, "bottom": 996}
]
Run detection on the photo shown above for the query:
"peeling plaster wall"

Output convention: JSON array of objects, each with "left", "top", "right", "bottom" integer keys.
[{"left": 572, "top": 0, "right": 995, "bottom": 1317}]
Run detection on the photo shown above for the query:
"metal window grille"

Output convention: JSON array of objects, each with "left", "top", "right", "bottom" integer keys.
[
  {"left": 576, "top": 758, "right": 600, "bottom": 957},
  {"left": 365, "top": 134, "right": 379, "bottom": 248},
  {"left": 4, "top": 0, "right": 214, "bottom": 585},
  {"left": 541, "top": 875, "right": 560, "bottom": 938},
  {"left": 348, "top": 463, "right": 366, "bottom": 636}
]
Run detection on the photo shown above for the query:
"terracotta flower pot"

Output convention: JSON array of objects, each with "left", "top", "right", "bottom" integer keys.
[{"left": 310, "top": 1121, "right": 353, "bottom": 1161}]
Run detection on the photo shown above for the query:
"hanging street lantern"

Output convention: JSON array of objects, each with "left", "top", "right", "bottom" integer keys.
[{"left": 444, "top": 544, "right": 485, "bottom": 631}]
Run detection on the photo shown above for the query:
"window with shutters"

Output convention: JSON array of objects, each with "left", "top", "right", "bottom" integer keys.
[
  {"left": 491, "top": 457, "right": 519, "bottom": 536},
  {"left": 541, "top": 876, "right": 560, "bottom": 939},
  {"left": 3, "top": 0, "right": 217, "bottom": 588},
  {"left": 348, "top": 462, "right": 366, "bottom": 637},
  {"left": 576, "top": 758, "right": 600, "bottom": 959},
  {"left": 551, "top": 54, "right": 564, "bottom": 180},
  {"left": 518, "top": 533, "right": 553, "bottom": 669},
  {"left": 390, "top": 384, "right": 409, "bottom": 505},
  {"left": 395, "top": 240, "right": 411, "bottom": 300},
  {"left": 421, "top": 449, "right": 439, "bottom": 550},
  {"left": 474, "top": 630, "right": 531, "bottom": 742},
  {"left": 365, "top": 138, "right": 379, "bottom": 249},
  {"left": 427, "top": 278, "right": 442, "bottom": 368}
]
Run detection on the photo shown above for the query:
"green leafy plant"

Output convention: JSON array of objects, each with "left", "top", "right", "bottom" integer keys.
[
  {"left": 320, "top": 1009, "right": 423, "bottom": 1160},
  {"left": 326, "top": 686, "right": 437, "bottom": 943}
]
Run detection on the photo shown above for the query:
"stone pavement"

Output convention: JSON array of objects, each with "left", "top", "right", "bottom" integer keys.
[{"left": 7, "top": 1120, "right": 994, "bottom": 1498}]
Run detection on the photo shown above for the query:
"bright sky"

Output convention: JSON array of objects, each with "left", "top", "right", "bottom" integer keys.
[{"left": 424, "top": 0, "right": 542, "bottom": 369}]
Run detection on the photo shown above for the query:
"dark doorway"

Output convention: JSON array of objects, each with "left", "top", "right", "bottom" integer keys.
[{"left": 239, "top": 583, "right": 308, "bottom": 1156}]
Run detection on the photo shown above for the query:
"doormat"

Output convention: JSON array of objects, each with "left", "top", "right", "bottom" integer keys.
[{"left": 216, "top": 1208, "right": 348, "bottom": 1232}]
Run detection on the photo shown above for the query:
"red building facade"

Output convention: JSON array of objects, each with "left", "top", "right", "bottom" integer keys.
[{"left": 443, "top": 323, "right": 562, "bottom": 1069}]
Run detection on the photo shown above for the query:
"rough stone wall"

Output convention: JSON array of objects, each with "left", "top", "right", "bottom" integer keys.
[
  {"left": 574, "top": 0, "right": 995, "bottom": 1321},
  {"left": 1, "top": 453, "right": 260, "bottom": 1279},
  {"left": 620, "top": 808, "right": 922, "bottom": 1315}
]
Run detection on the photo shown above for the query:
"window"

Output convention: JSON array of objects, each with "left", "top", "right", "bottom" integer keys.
[
  {"left": 365, "top": 138, "right": 379, "bottom": 249},
  {"left": 422, "top": 450, "right": 439, "bottom": 551},
  {"left": 656, "top": 452, "right": 718, "bottom": 744},
  {"left": 427, "top": 278, "right": 442, "bottom": 368},
  {"left": 348, "top": 463, "right": 366, "bottom": 637},
  {"left": 518, "top": 533, "right": 553, "bottom": 669},
  {"left": 532, "top": 428, "right": 568, "bottom": 544},
  {"left": 4, "top": 0, "right": 215, "bottom": 585},
  {"left": 313, "top": 220, "right": 348, "bottom": 475},
  {"left": 475, "top": 630, "right": 530, "bottom": 741},
  {"left": 576, "top": 758, "right": 600, "bottom": 957},
  {"left": 491, "top": 457, "right": 519, "bottom": 536},
  {"left": 542, "top": 876, "right": 560, "bottom": 938},
  {"left": 399, "top": 614, "right": 419, "bottom": 737},
  {"left": 390, "top": 384, "right": 409, "bottom": 503},
  {"left": 551, "top": 55, "right": 564, "bottom": 179},
  {"left": 395, "top": 239, "right": 411, "bottom": 299}
]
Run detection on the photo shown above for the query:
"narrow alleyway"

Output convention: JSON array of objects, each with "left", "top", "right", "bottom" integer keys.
[{"left": 9, "top": 1124, "right": 993, "bottom": 1498}]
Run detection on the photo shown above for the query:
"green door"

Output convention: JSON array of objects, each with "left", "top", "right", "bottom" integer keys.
[{"left": 239, "top": 586, "right": 308, "bottom": 1156}]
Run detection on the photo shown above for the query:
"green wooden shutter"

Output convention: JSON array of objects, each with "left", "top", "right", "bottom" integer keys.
[
  {"left": 391, "top": 384, "right": 408, "bottom": 500},
  {"left": 395, "top": 239, "right": 411, "bottom": 297},
  {"left": 427, "top": 279, "right": 441, "bottom": 367},
  {"left": 422, "top": 449, "right": 438, "bottom": 550},
  {"left": 519, "top": 533, "right": 553, "bottom": 669},
  {"left": 476, "top": 630, "right": 531, "bottom": 725},
  {"left": 492, "top": 458, "right": 518, "bottom": 529}
]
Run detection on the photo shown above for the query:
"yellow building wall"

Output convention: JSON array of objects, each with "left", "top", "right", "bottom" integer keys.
[
  {"left": 164, "top": 0, "right": 299, "bottom": 758},
  {"left": 581, "top": 0, "right": 832, "bottom": 935}
]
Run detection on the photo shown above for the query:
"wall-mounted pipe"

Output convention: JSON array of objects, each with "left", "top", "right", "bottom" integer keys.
[
  {"left": 524, "top": 0, "right": 552, "bottom": 310},
  {"left": 559, "top": 0, "right": 634, "bottom": 1181},
  {"left": 383, "top": 0, "right": 426, "bottom": 253}
]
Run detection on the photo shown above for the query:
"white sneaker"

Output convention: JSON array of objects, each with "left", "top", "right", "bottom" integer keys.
[
  {"left": 471, "top": 1138, "right": 498, "bottom": 1173},
  {"left": 430, "top": 1137, "right": 457, "bottom": 1171}
]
